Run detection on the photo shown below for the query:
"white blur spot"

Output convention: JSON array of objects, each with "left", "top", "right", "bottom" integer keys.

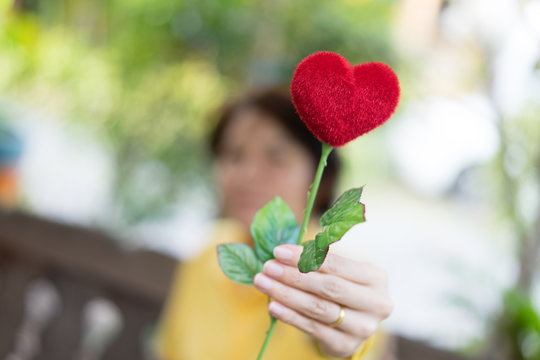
[
  {"left": 5, "top": 102, "right": 114, "bottom": 225},
  {"left": 388, "top": 95, "right": 499, "bottom": 195}
]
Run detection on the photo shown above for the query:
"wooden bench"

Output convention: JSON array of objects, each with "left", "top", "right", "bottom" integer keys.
[{"left": 0, "top": 211, "right": 177, "bottom": 360}]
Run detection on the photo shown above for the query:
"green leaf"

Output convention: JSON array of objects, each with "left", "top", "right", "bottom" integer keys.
[
  {"left": 316, "top": 187, "right": 365, "bottom": 248},
  {"left": 250, "top": 196, "right": 300, "bottom": 263},
  {"left": 297, "top": 239, "right": 329, "bottom": 273},
  {"left": 320, "top": 187, "right": 365, "bottom": 227},
  {"left": 298, "top": 187, "right": 366, "bottom": 273},
  {"left": 217, "top": 243, "right": 263, "bottom": 286}
]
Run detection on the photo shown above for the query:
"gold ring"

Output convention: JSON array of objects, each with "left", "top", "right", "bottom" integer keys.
[{"left": 329, "top": 305, "right": 345, "bottom": 328}]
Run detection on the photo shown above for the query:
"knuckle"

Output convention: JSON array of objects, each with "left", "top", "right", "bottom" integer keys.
[
  {"left": 320, "top": 279, "right": 341, "bottom": 300},
  {"left": 307, "top": 298, "right": 329, "bottom": 318}
]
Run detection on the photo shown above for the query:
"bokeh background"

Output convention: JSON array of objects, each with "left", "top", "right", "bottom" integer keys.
[{"left": 1, "top": 0, "right": 540, "bottom": 358}]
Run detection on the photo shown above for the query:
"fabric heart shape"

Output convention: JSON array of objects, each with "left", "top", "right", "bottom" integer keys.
[{"left": 291, "top": 51, "right": 400, "bottom": 147}]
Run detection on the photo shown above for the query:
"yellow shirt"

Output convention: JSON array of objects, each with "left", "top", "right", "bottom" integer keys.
[{"left": 154, "top": 219, "right": 385, "bottom": 360}]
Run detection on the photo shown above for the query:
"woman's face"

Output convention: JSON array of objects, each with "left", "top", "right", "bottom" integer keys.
[{"left": 214, "top": 107, "right": 315, "bottom": 228}]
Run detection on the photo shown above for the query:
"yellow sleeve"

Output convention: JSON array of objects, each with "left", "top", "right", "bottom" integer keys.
[
  {"left": 348, "top": 337, "right": 374, "bottom": 359},
  {"left": 315, "top": 336, "right": 374, "bottom": 359}
]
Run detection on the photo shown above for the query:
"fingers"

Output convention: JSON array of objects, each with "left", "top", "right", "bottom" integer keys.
[
  {"left": 253, "top": 273, "right": 384, "bottom": 336},
  {"left": 255, "top": 244, "right": 393, "bottom": 358},
  {"left": 254, "top": 272, "right": 342, "bottom": 325},
  {"left": 274, "top": 245, "right": 389, "bottom": 289},
  {"left": 266, "top": 300, "right": 363, "bottom": 358},
  {"left": 262, "top": 260, "right": 391, "bottom": 318}
]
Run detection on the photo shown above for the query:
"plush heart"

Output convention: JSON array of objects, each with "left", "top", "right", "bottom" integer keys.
[{"left": 291, "top": 51, "right": 400, "bottom": 147}]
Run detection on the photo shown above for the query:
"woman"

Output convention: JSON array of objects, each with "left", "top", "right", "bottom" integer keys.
[{"left": 154, "top": 89, "right": 393, "bottom": 359}]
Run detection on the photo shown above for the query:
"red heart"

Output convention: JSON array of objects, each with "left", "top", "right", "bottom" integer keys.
[{"left": 291, "top": 51, "right": 400, "bottom": 147}]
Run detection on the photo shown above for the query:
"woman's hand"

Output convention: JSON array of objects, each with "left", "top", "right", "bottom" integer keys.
[{"left": 253, "top": 244, "right": 393, "bottom": 358}]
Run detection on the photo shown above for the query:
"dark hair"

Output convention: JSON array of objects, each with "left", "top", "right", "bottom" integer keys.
[{"left": 210, "top": 89, "right": 341, "bottom": 215}]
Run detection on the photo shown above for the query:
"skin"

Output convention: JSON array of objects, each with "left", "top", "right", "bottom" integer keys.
[
  {"left": 214, "top": 107, "right": 393, "bottom": 358},
  {"left": 214, "top": 107, "right": 315, "bottom": 228}
]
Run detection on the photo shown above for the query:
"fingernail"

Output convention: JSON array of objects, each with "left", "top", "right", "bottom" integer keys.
[
  {"left": 274, "top": 246, "right": 293, "bottom": 261},
  {"left": 264, "top": 261, "right": 283, "bottom": 277},
  {"left": 253, "top": 273, "right": 273, "bottom": 292},
  {"left": 269, "top": 301, "right": 284, "bottom": 316}
]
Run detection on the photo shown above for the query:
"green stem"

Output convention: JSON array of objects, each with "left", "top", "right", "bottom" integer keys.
[
  {"left": 256, "top": 143, "right": 333, "bottom": 360},
  {"left": 256, "top": 313, "right": 277, "bottom": 360},
  {"left": 297, "top": 142, "right": 333, "bottom": 245}
]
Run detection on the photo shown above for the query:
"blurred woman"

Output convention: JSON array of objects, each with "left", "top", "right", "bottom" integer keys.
[{"left": 154, "top": 89, "right": 392, "bottom": 360}]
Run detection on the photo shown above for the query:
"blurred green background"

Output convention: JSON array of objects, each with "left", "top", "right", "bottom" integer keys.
[{"left": 0, "top": 0, "right": 397, "bottom": 224}]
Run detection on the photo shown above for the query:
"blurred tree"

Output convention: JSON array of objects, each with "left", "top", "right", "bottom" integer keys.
[
  {"left": 496, "top": 289, "right": 540, "bottom": 360},
  {"left": 0, "top": 0, "right": 397, "bottom": 225},
  {"left": 432, "top": 1, "right": 540, "bottom": 357},
  {"left": 481, "top": 9, "right": 540, "bottom": 360},
  {"left": 487, "top": 102, "right": 540, "bottom": 360}
]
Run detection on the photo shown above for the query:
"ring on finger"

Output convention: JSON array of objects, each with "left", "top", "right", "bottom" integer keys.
[{"left": 329, "top": 305, "right": 346, "bottom": 328}]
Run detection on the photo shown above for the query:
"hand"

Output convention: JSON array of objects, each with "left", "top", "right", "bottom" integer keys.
[{"left": 253, "top": 244, "right": 393, "bottom": 358}]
